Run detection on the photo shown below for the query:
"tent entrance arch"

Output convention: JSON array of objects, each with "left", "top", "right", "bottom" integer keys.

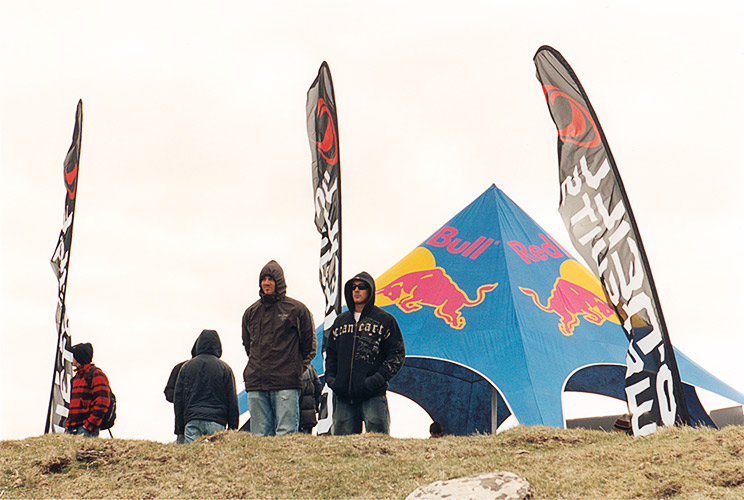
[
  {"left": 563, "top": 364, "right": 716, "bottom": 428},
  {"left": 388, "top": 357, "right": 512, "bottom": 436}
]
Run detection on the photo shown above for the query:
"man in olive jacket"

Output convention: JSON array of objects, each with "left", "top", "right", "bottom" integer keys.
[
  {"left": 325, "top": 271, "right": 405, "bottom": 435},
  {"left": 174, "top": 329, "right": 239, "bottom": 443},
  {"left": 242, "top": 260, "right": 316, "bottom": 436}
]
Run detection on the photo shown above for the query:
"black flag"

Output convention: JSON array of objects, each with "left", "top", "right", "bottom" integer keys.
[
  {"left": 306, "top": 62, "right": 342, "bottom": 436},
  {"left": 306, "top": 61, "right": 342, "bottom": 334},
  {"left": 45, "top": 100, "right": 82, "bottom": 434},
  {"left": 533, "top": 47, "right": 693, "bottom": 436}
]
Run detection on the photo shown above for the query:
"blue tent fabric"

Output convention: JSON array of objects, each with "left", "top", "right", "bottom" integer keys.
[
  {"left": 564, "top": 364, "right": 716, "bottom": 428},
  {"left": 564, "top": 364, "right": 627, "bottom": 400},
  {"left": 387, "top": 357, "right": 511, "bottom": 435},
  {"left": 238, "top": 388, "right": 248, "bottom": 415},
  {"left": 299, "top": 184, "right": 744, "bottom": 433}
]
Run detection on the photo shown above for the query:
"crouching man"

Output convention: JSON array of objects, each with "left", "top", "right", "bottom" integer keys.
[{"left": 65, "top": 342, "right": 112, "bottom": 437}]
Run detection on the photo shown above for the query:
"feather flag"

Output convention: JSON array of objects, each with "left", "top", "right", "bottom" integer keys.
[
  {"left": 534, "top": 47, "right": 694, "bottom": 436},
  {"left": 45, "top": 100, "right": 82, "bottom": 434},
  {"left": 306, "top": 62, "right": 342, "bottom": 435},
  {"left": 307, "top": 61, "right": 342, "bottom": 334}
]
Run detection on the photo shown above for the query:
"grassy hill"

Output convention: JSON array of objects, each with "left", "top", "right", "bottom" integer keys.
[{"left": 2, "top": 424, "right": 744, "bottom": 499}]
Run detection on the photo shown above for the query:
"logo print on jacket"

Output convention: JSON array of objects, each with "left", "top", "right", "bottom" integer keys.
[
  {"left": 519, "top": 260, "right": 619, "bottom": 336},
  {"left": 543, "top": 85, "right": 601, "bottom": 148},
  {"left": 377, "top": 267, "right": 497, "bottom": 330}
]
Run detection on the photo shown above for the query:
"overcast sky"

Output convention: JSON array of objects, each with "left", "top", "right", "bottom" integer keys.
[{"left": 1, "top": 1, "right": 742, "bottom": 442}]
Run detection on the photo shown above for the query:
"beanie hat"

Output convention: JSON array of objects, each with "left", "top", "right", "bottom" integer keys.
[{"left": 71, "top": 343, "right": 93, "bottom": 365}]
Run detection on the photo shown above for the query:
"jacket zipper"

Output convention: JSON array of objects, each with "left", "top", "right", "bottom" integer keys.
[{"left": 348, "top": 318, "right": 358, "bottom": 397}]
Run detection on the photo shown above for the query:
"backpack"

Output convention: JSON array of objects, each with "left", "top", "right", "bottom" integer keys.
[
  {"left": 85, "top": 368, "right": 117, "bottom": 430},
  {"left": 99, "top": 391, "right": 117, "bottom": 431}
]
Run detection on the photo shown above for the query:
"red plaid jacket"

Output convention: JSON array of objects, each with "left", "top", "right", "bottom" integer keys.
[{"left": 65, "top": 364, "right": 111, "bottom": 432}]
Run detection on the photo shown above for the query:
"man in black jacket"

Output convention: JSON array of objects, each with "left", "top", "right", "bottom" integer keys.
[
  {"left": 242, "top": 260, "right": 316, "bottom": 436},
  {"left": 164, "top": 338, "right": 198, "bottom": 443},
  {"left": 299, "top": 365, "right": 322, "bottom": 434},
  {"left": 174, "top": 329, "right": 239, "bottom": 443},
  {"left": 325, "top": 272, "right": 405, "bottom": 435}
]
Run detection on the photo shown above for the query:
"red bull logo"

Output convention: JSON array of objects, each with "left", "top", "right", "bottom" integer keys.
[
  {"left": 376, "top": 248, "right": 497, "bottom": 330},
  {"left": 425, "top": 225, "right": 497, "bottom": 261},
  {"left": 519, "top": 260, "right": 620, "bottom": 336}
]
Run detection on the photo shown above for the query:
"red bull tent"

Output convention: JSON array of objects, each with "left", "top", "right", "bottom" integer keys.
[{"left": 310, "top": 184, "right": 744, "bottom": 435}]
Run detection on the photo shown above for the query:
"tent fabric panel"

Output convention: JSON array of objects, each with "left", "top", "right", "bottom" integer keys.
[
  {"left": 683, "top": 384, "right": 717, "bottom": 428},
  {"left": 388, "top": 362, "right": 491, "bottom": 436},
  {"left": 402, "top": 356, "right": 485, "bottom": 383},
  {"left": 564, "top": 364, "right": 717, "bottom": 428},
  {"left": 565, "top": 364, "right": 626, "bottom": 400},
  {"left": 675, "top": 350, "right": 744, "bottom": 406}
]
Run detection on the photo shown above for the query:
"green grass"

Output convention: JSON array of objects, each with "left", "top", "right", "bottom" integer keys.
[{"left": 2, "top": 425, "right": 744, "bottom": 499}]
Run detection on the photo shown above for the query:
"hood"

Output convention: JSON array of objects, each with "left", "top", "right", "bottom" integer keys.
[
  {"left": 344, "top": 271, "right": 376, "bottom": 313},
  {"left": 259, "top": 260, "right": 287, "bottom": 302},
  {"left": 194, "top": 329, "right": 222, "bottom": 358},
  {"left": 190, "top": 337, "right": 199, "bottom": 358}
]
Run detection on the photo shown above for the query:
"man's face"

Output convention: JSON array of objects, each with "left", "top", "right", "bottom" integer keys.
[
  {"left": 351, "top": 280, "right": 371, "bottom": 307},
  {"left": 261, "top": 276, "right": 276, "bottom": 295}
]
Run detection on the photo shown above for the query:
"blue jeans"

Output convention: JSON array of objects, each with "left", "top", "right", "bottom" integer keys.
[
  {"left": 65, "top": 425, "right": 100, "bottom": 438},
  {"left": 247, "top": 389, "right": 300, "bottom": 436},
  {"left": 183, "top": 420, "right": 225, "bottom": 444},
  {"left": 333, "top": 394, "right": 390, "bottom": 435}
]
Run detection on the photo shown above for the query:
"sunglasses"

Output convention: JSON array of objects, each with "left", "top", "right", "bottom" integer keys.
[{"left": 351, "top": 282, "right": 370, "bottom": 291}]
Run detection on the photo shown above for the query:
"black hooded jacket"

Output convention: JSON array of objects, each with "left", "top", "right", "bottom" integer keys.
[
  {"left": 174, "top": 330, "right": 239, "bottom": 434},
  {"left": 325, "top": 272, "right": 406, "bottom": 404},
  {"left": 299, "top": 365, "right": 322, "bottom": 432},
  {"left": 164, "top": 338, "right": 199, "bottom": 404},
  {"left": 242, "top": 260, "right": 316, "bottom": 391}
]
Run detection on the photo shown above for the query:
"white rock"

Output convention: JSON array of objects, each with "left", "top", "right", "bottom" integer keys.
[{"left": 406, "top": 471, "right": 531, "bottom": 500}]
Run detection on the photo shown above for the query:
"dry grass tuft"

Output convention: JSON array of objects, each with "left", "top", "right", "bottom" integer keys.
[
  {"left": 2, "top": 425, "right": 744, "bottom": 499},
  {"left": 75, "top": 444, "right": 117, "bottom": 466}
]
